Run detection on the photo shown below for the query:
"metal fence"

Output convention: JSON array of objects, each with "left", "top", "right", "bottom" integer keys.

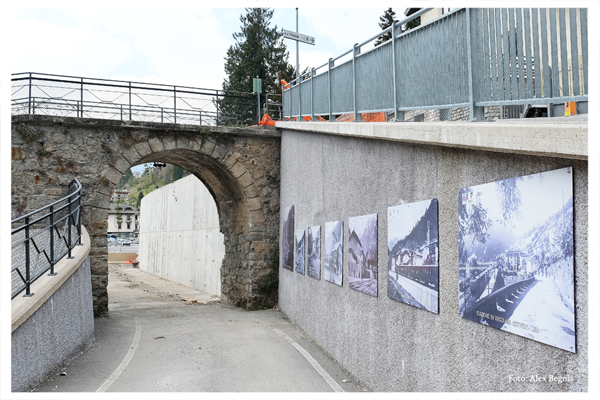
[
  {"left": 11, "top": 179, "right": 83, "bottom": 299},
  {"left": 11, "top": 73, "right": 257, "bottom": 126},
  {"left": 283, "top": 8, "right": 588, "bottom": 122}
]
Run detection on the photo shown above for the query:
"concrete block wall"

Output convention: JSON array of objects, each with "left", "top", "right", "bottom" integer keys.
[
  {"left": 139, "top": 175, "right": 224, "bottom": 296},
  {"left": 12, "top": 257, "right": 94, "bottom": 392},
  {"left": 278, "top": 124, "right": 587, "bottom": 392}
]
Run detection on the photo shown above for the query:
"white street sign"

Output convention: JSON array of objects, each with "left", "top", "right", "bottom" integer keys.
[{"left": 283, "top": 28, "right": 315, "bottom": 46}]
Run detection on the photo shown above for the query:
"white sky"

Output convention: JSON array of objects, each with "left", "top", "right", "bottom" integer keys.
[{"left": 9, "top": 5, "right": 399, "bottom": 91}]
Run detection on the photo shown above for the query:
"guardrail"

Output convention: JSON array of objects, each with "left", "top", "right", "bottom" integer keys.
[
  {"left": 11, "top": 72, "right": 258, "bottom": 126},
  {"left": 11, "top": 179, "right": 83, "bottom": 299},
  {"left": 283, "top": 8, "right": 588, "bottom": 121}
]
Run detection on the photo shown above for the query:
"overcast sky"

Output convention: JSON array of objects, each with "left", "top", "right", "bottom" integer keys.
[{"left": 10, "top": 5, "right": 401, "bottom": 91}]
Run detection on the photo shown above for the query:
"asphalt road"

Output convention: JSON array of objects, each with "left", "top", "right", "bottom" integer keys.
[{"left": 32, "top": 264, "right": 364, "bottom": 393}]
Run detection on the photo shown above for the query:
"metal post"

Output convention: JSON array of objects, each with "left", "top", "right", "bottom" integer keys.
[
  {"left": 24, "top": 216, "right": 33, "bottom": 296},
  {"left": 129, "top": 82, "right": 132, "bottom": 121},
  {"left": 80, "top": 78, "right": 84, "bottom": 118},
  {"left": 548, "top": 67, "right": 554, "bottom": 117},
  {"left": 328, "top": 58, "right": 333, "bottom": 121},
  {"left": 311, "top": 68, "right": 315, "bottom": 121},
  {"left": 298, "top": 75, "right": 302, "bottom": 121},
  {"left": 67, "top": 196, "right": 73, "bottom": 259},
  {"left": 353, "top": 43, "right": 362, "bottom": 122},
  {"left": 466, "top": 9, "right": 485, "bottom": 121},
  {"left": 391, "top": 21, "right": 403, "bottom": 121},
  {"left": 199, "top": 111, "right": 202, "bottom": 125},
  {"left": 216, "top": 95, "right": 219, "bottom": 126},
  {"left": 77, "top": 187, "right": 82, "bottom": 245},
  {"left": 258, "top": 91, "right": 261, "bottom": 123},
  {"left": 296, "top": 8, "right": 300, "bottom": 81},
  {"left": 32, "top": 97, "right": 35, "bottom": 115},
  {"left": 28, "top": 73, "right": 32, "bottom": 115},
  {"left": 161, "top": 108, "right": 163, "bottom": 123},
  {"left": 48, "top": 205, "right": 56, "bottom": 276},
  {"left": 174, "top": 86, "right": 177, "bottom": 124}
]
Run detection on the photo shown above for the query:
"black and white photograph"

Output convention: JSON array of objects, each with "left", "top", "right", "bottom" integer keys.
[
  {"left": 281, "top": 205, "right": 295, "bottom": 271},
  {"left": 307, "top": 226, "right": 321, "bottom": 280},
  {"left": 388, "top": 199, "right": 438, "bottom": 313},
  {"left": 295, "top": 228, "right": 305, "bottom": 275},
  {"left": 458, "top": 167, "right": 575, "bottom": 352},
  {"left": 348, "top": 214, "right": 378, "bottom": 297},
  {"left": 324, "top": 221, "right": 343, "bottom": 286}
]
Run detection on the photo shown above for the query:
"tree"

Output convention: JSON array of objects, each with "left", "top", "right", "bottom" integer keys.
[
  {"left": 374, "top": 8, "right": 421, "bottom": 47},
  {"left": 374, "top": 8, "right": 396, "bottom": 46},
  {"left": 219, "top": 8, "right": 294, "bottom": 125}
]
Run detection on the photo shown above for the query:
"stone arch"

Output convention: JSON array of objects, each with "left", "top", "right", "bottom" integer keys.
[{"left": 11, "top": 116, "right": 281, "bottom": 316}]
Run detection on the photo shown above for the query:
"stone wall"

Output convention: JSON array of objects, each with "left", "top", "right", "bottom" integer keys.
[
  {"left": 11, "top": 115, "right": 281, "bottom": 315},
  {"left": 405, "top": 106, "right": 501, "bottom": 122}
]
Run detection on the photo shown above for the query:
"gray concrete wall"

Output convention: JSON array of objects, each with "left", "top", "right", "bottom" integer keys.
[
  {"left": 12, "top": 256, "right": 95, "bottom": 392},
  {"left": 139, "top": 175, "right": 224, "bottom": 296},
  {"left": 278, "top": 124, "right": 587, "bottom": 392}
]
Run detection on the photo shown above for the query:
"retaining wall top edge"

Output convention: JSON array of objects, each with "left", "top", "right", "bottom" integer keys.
[{"left": 275, "top": 119, "right": 588, "bottom": 160}]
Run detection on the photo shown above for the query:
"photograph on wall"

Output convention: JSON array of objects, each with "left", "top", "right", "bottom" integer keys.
[
  {"left": 307, "top": 226, "right": 321, "bottom": 280},
  {"left": 458, "top": 167, "right": 575, "bottom": 352},
  {"left": 295, "top": 228, "right": 305, "bottom": 275},
  {"left": 348, "top": 214, "right": 378, "bottom": 297},
  {"left": 324, "top": 221, "right": 343, "bottom": 286},
  {"left": 281, "top": 205, "right": 295, "bottom": 271},
  {"left": 388, "top": 199, "right": 439, "bottom": 313}
]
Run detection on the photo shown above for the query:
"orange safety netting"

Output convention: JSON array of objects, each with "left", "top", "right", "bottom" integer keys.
[{"left": 335, "top": 112, "right": 386, "bottom": 122}]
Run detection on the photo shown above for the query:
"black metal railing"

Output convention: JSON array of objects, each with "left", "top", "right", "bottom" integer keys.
[
  {"left": 11, "top": 72, "right": 259, "bottom": 126},
  {"left": 11, "top": 179, "right": 83, "bottom": 299}
]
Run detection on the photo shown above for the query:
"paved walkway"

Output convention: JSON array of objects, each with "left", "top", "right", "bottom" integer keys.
[{"left": 32, "top": 264, "right": 364, "bottom": 393}]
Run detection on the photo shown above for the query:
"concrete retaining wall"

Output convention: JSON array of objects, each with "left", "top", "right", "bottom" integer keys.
[
  {"left": 139, "top": 175, "right": 224, "bottom": 296},
  {"left": 278, "top": 120, "right": 587, "bottom": 392},
  {"left": 12, "top": 227, "right": 94, "bottom": 392}
]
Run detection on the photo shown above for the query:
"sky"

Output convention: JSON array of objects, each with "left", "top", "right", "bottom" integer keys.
[
  {"left": 8, "top": 3, "right": 404, "bottom": 172},
  {"left": 9, "top": 5, "right": 398, "bottom": 91}
]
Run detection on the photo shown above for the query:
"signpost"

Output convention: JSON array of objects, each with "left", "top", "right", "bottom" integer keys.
[
  {"left": 283, "top": 8, "right": 316, "bottom": 81},
  {"left": 282, "top": 29, "right": 315, "bottom": 46}
]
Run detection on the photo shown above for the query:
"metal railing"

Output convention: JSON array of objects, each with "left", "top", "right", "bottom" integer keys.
[
  {"left": 11, "top": 73, "right": 258, "bottom": 126},
  {"left": 283, "top": 8, "right": 588, "bottom": 121},
  {"left": 11, "top": 179, "right": 83, "bottom": 299}
]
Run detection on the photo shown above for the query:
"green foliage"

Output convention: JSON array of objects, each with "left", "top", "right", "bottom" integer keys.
[
  {"left": 375, "top": 8, "right": 396, "bottom": 46},
  {"left": 374, "top": 8, "right": 420, "bottom": 47},
  {"left": 219, "top": 8, "right": 294, "bottom": 125}
]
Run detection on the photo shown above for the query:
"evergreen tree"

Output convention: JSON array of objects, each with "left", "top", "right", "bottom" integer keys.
[
  {"left": 219, "top": 8, "right": 294, "bottom": 125},
  {"left": 374, "top": 8, "right": 396, "bottom": 46},
  {"left": 374, "top": 8, "right": 421, "bottom": 47}
]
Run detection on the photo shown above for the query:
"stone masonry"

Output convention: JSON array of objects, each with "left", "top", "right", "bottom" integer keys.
[{"left": 11, "top": 115, "right": 281, "bottom": 316}]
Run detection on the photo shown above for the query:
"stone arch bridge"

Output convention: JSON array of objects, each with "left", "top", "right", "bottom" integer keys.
[{"left": 11, "top": 115, "right": 281, "bottom": 316}]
